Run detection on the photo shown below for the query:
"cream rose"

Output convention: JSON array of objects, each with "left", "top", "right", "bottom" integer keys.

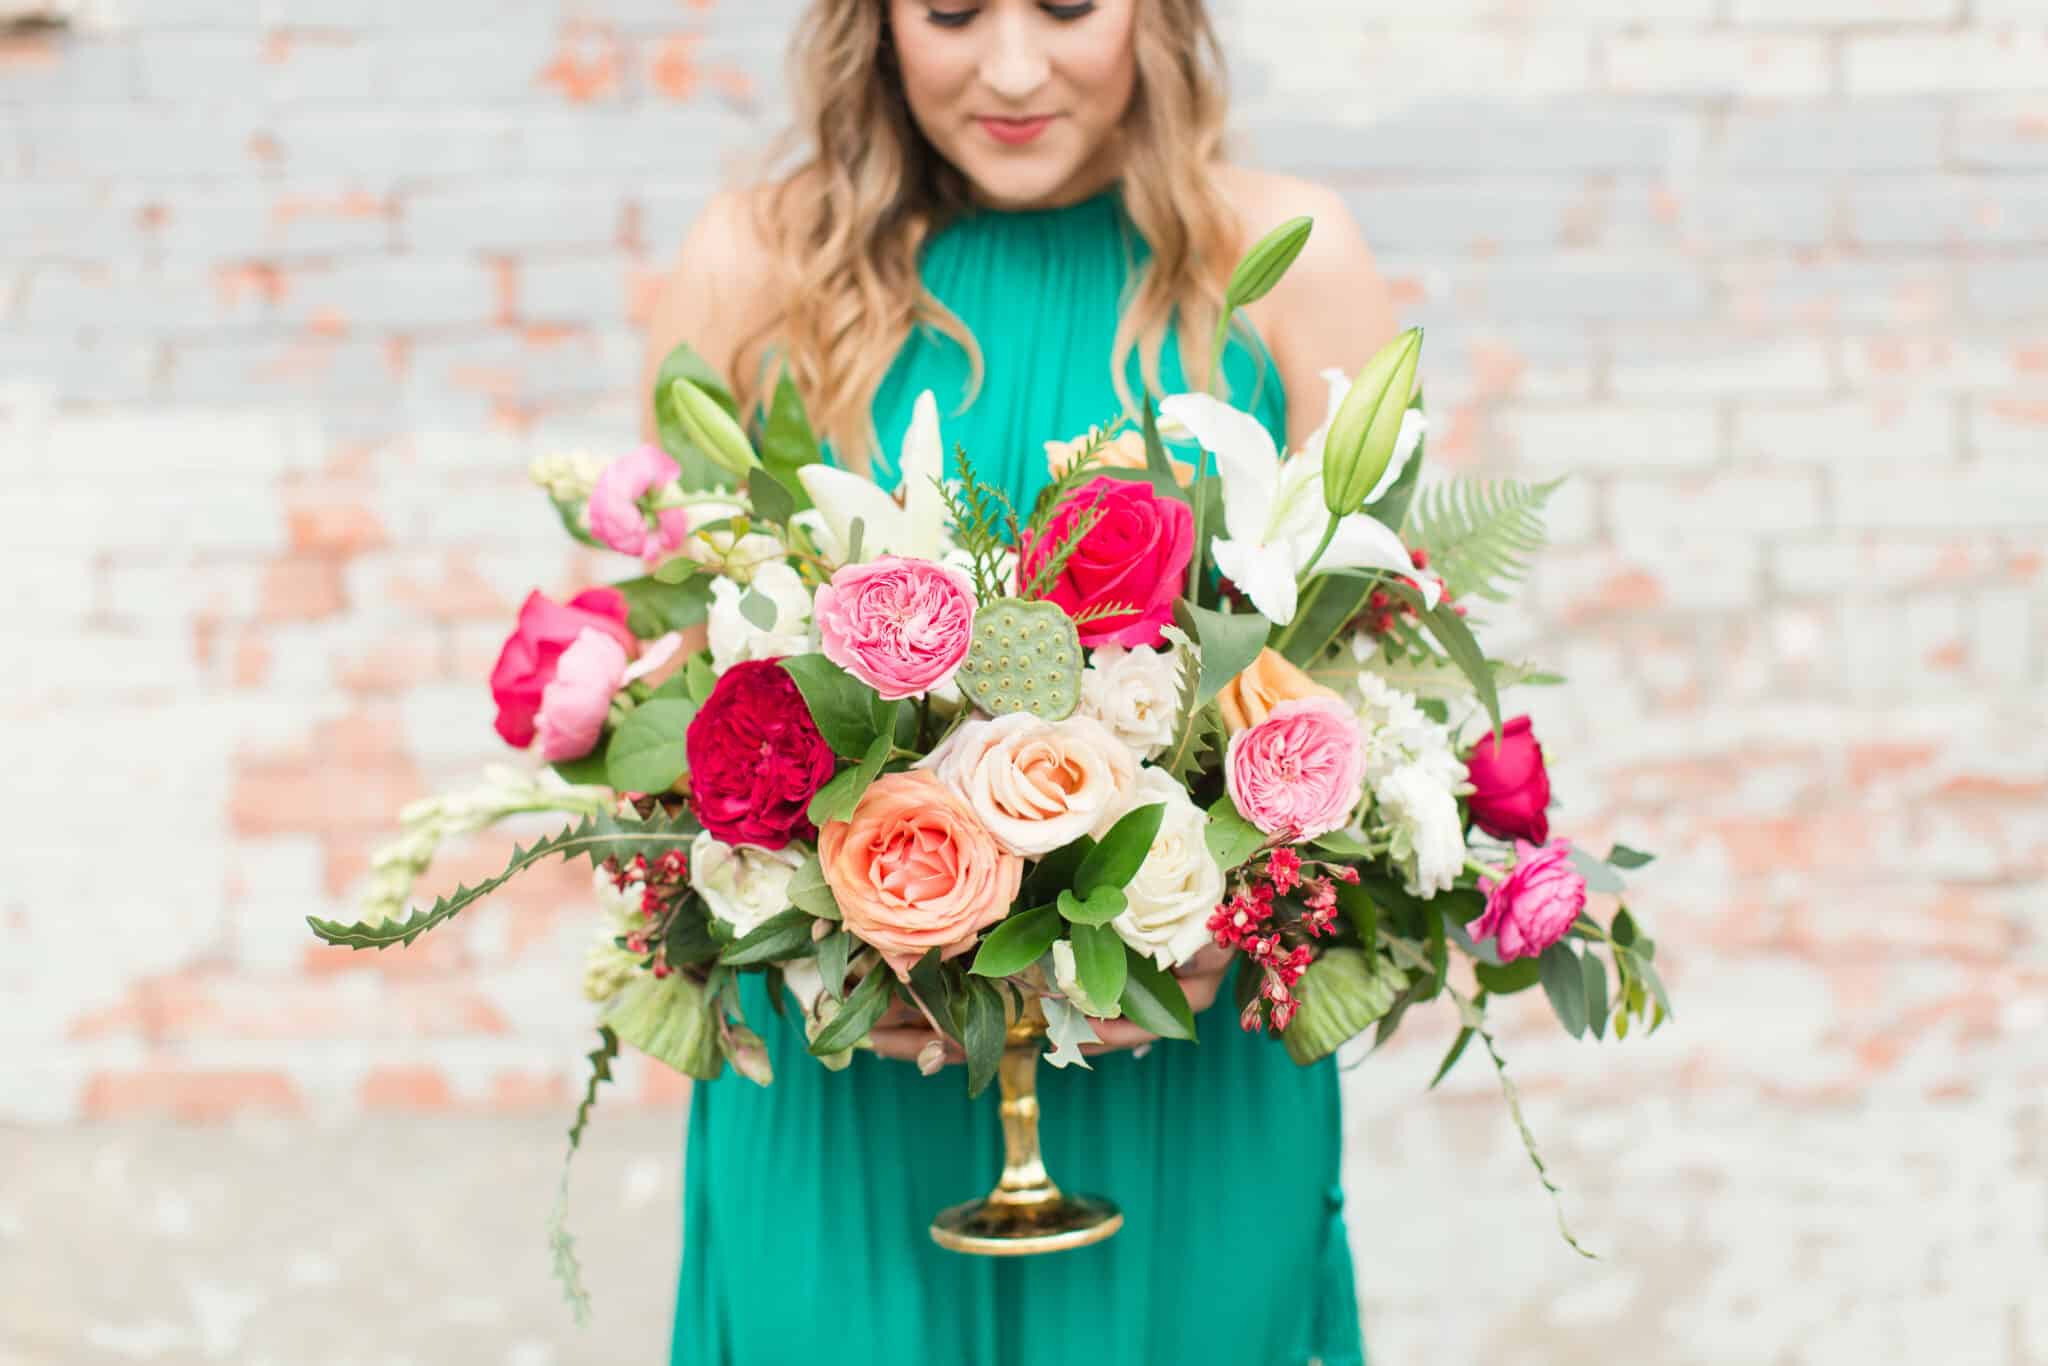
[
  {"left": 1092, "top": 766, "right": 1226, "bottom": 970},
  {"left": 1078, "top": 643, "right": 1183, "bottom": 761},
  {"left": 688, "top": 830, "right": 806, "bottom": 937},
  {"left": 922, "top": 712, "right": 1136, "bottom": 857},
  {"left": 707, "top": 561, "right": 812, "bottom": 673}
]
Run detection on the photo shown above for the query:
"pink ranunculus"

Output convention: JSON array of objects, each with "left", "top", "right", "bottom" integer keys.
[
  {"left": 1019, "top": 475, "right": 1193, "bottom": 648},
  {"left": 1465, "top": 839, "right": 1587, "bottom": 962},
  {"left": 588, "top": 444, "right": 691, "bottom": 566},
  {"left": 1464, "top": 715, "right": 1551, "bottom": 845},
  {"left": 685, "top": 659, "right": 837, "bottom": 849},
  {"left": 489, "top": 588, "right": 638, "bottom": 749},
  {"left": 1224, "top": 696, "right": 1368, "bottom": 843},
  {"left": 813, "top": 555, "right": 977, "bottom": 700},
  {"left": 535, "top": 628, "right": 629, "bottom": 761}
]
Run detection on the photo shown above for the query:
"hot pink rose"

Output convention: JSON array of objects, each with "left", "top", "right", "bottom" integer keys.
[
  {"left": 534, "top": 628, "right": 628, "bottom": 761},
  {"left": 489, "top": 588, "right": 637, "bottom": 749},
  {"left": 1019, "top": 475, "right": 1193, "bottom": 648},
  {"left": 813, "top": 555, "right": 977, "bottom": 700},
  {"left": 588, "top": 444, "right": 691, "bottom": 566},
  {"left": 1465, "top": 839, "right": 1586, "bottom": 962},
  {"left": 685, "top": 659, "right": 837, "bottom": 849},
  {"left": 1224, "top": 696, "right": 1367, "bottom": 843},
  {"left": 1464, "top": 715, "right": 1551, "bottom": 845}
]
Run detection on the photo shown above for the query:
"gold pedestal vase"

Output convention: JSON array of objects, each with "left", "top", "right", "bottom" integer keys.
[{"left": 928, "top": 1007, "right": 1123, "bottom": 1256}]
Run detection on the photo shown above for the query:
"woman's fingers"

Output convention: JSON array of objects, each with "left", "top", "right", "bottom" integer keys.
[{"left": 867, "top": 1025, "right": 963, "bottom": 1066}]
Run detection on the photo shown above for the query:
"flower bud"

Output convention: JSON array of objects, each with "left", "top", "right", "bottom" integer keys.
[
  {"left": 1225, "top": 216, "right": 1315, "bottom": 312},
  {"left": 667, "top": 377, "right": 760, "bottom": 480},
  {"left": 1322, "top": 328, "right": 1422, "bottom": 518}
]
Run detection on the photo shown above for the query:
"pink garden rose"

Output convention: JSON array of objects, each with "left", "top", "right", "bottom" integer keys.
[
  {"left": 813, "top": 554, "right": 977, "bottom": 700},
  {"left": 1464, "top": 715, "right": 1551, "bottom": 845},
  {"left": 534, "top": 629, "right": 628, "bottom": 761},
  {"left": 1019, "top": 475, "right": 1194, "bottom": 648},
  {"left": 489, "top": 588, "right": 638, "bottom": 749},
  {"left": 1465, "top": 839, "right": 1586, "bottom": 962},
  {"left": 588, "top": 444, "right": 691, "bottom": 566},
  {"left": 1224, "top": 696, "right": 1368, "bottom": 843},
  {"left": 685, "top": 659, "right": 837, "bottom": 849}
]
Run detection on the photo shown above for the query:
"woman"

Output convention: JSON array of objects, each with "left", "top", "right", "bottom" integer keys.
[{"left": 641, "top": 2, "right": 1397, "bottom": 1362}]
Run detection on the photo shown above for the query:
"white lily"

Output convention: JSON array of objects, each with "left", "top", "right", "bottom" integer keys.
[
  {"left": 1159, "top": 381, "right": 1435, "bottom": 626},
  {"left": 796, "top": 389, "right": 948, "bottom": 562}
]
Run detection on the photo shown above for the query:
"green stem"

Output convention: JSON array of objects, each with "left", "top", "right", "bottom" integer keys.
[
  {"left": 1273, "top": 576, "right": 1329, "bottom": 655},
  {"left": 1296, "top": 514, "right": 1340, "bottom": 582},
  {"left": 1465, "top": 856, "right": 1508, "bottom": 884},
  {"left": 1186, "top": 444, "right": 1210, "bottom": 602},
  {"left": 646, "top": 490, "right": 748, "bottom": 513},
  {"left": 1208, "top": 310, "right": 1233, "bottom": 398}
]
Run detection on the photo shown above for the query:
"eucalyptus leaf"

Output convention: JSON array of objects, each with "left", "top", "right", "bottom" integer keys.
[
  {"left": 1538, "top": 942, "right": 1588, "bottom": 1039},
  {"left": 738, "top": 586, "right": 778, "bottom": 632},
  {"left": 1607, "top": 844, "right": 1656, "bottom": 870},
  {"left": 1569, "top": 846, "right": 1626, "bottom": 895},
  {"left": 1582, "top": 951, "right": 1608, "bottom": 1041}
]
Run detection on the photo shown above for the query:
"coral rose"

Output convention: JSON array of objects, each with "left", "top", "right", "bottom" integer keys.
[
  {"left": 489, "top": 588, "right": 638, "bottom": 749},
  {"left": 818, "top": 770, "right": 1024, "bottom": 979},
  {"left": 685, "top": 659, "right": 836, "bottom": 849},
  {"left": 1018, "top": 475, "right": 1193, "bottom": 649},
  {"left": 1217, "top": 647, "right": 1338, "bottom": 733},
  {"left": 922, "top": 712, "right": 1136, "bottom": 857},
  {"left": 813, "top": 554, "right": 977, "bottom": 700},
  {"left": 1224, "top": 696, "right": 1368, "bottom": 843},
  {"left": 1463, "top": 715, "right": 1551, "bottom": 845},
  {"left": 1465, "top": 839, "right": 1586, "bottom": 962}
]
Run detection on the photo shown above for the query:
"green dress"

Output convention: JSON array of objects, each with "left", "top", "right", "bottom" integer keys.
[{"left": 672, "top": 186, "right": 1363, "bottom": 1366}]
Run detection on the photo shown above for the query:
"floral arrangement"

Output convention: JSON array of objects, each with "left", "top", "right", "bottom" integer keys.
[{"left": 312, "top": 219, "right": 1669, "bottom": 1312}]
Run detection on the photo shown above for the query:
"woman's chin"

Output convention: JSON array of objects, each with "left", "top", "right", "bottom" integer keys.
[{"left": 955, "top": 149, "right": 1097, "bottom": 213}]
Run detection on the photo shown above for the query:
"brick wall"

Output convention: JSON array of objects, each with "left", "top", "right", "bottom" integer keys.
[{"left": 2, "top": 1, "right": 2043, "bottom": 1357}]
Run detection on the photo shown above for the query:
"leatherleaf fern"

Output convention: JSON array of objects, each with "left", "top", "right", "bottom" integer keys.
[
  {"left": 1406, "top": 477, "right": 1565, "bottom": 605},
  {"left": 307, "top": 809, "right": 699, "bottom": 950}
]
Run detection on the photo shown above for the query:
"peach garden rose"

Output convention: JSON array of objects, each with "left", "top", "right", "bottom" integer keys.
[
  {"left": 1217, "top": 647, "right": 1339, "bottom": 733},
  {"left": 818, "top": 770, "right": 1023, "bottom": 980},
  {"left": 921, "top": 712, "right": 1137, "bottom": 857}
]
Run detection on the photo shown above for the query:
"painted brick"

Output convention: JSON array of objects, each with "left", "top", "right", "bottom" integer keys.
[
  {"left": 1686, "top": 183, "right": 1835, "bottom": 251},
  {"left": 1720, "top": 108, "right": 1946, "bottom": 172},
  {"left": 1495, "top": 405, "right": 1721, "bottom": 472},
  {"left": 281, "top": 259, "right": 499, "bottom": 331},
  {"left": 1733, "top": 400, "right": 1957, "bottom": 469},
  {"left": 1845, "top": 32, "right": 2048, "bottom": 97},
  {"left": 378, "top": 31, "right": 561, "bottom": 104},
  {"left": 1963, "top": 261, "right": 2048, "bottom": 321},
  {"left": 1340, "top": 184, "right": 1582, "bottom": 254},
  {"left": 1956, "top": 99, "right": 2048, "bottom": 170},
  {"left": 1849, "top": 178, "right": 2048, "bottom": 247},
  {"left": 1731, "top": 0, "right": 1959, "bottom": 18},
  {"left": 1607, "top": 472, "right": 1828, "bottom": 543},
  {"left": 1604, "top": 34, "right": 1833, "bottom": 98},
  {"left": 1720, "top": 261, "right": 1955, "bottom": 329},
  {"left": 1249, "top": 109, "right": 1695, "bottom": 175},
  {"left": 136, "top": 33, "right": 380, "bottom": 103},
  {"left": 152, "top": 186, "right": 394, "bottom": 260},
  {"left": 513, "top": 109, "right": 746, "bottom": 177},
  {"left": 0, "top": 33, "right": 137, "bottom": 102},
  {"left": 271, "top": 112, "right": 521, "bottom": 179},
  {"left": 16, "top": 107, "right": 268, "bottom": 179},
  {"left": 1835, "top": 461, "right": 2048, "bottom": 529},
  {"left": 1610, "top": 334, "right": 1836, "bottom": 399},
  {"left": 400, "top": 184, "right": 626, "bottom": 255},
  {"left": 1970, "top": 398, "right": 2048, "bottom": 459}
]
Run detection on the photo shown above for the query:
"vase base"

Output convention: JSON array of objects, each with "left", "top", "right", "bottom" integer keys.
[{"left": 928, "top": 1194, "right": 1124, "bottom": 1257}]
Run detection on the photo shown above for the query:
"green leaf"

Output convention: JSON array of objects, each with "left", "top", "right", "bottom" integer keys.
[
  {"left": 1023, "top": 833, "right": 1093, "bottom": 906},
  {"left": 565, "top": 1026, "right": 618, "bottom": 1153},
  {"left": 1056, "top": 886, "right": 1126, "bottom": 927},
  {"left": 746, "top": 466, "right": 796, "bottom": 528},
  {"left": 1043, "top": 996, "right": 1101, "bottom": 1069},
  {"left": 1068, "top": 923, "right": 1128, "bottom": 1015},
  {"left": 808, "top": 966, "right": 893, "bottom": 1056},
  {"left": 661, "top": 904, "right": 721, "bottom": 967},
  {"left": 1333, "top": 880, "right": 1378, "bottom": 956},
  {"left": 1139, "top": 395, "right": 1192, "bottom": 505},
  {"left": 1075, "top": 802, "right": 1164, "bottom": 894},
  {"left": 959, "top": 976, "right": 1008, "bottom": 1098},
  {"left": 1277, "top": 571, "right": 1376, "bottom": 669},
  {"left": 308, "top": 810, "right": 697, "bottom": 950},
  {"left": 1406, "top": 475, "right": 1563, "bottom": 605},
  {"left": 1369, "top": 390, "right": 1428, "bottom": 533},
  {"left": 1282, "top": 947, "right": 1405, "bottom": 1064},
  {"left": 614, "top": 575, "right": 712, "bottom": 639},
  {"left": 1323, "top": 327, "right": 1422, "bottom": 518},
  {"left": 685, "top": 653, "right": 716, "bottom": 705},
  {"left": 650, "top": 341, "right": 741, "bottom": 490},
  {"left": 1474, "top": 956, "right": 1541, "bottom": 994},
  {"left": 906, "top": 948, "right": 956, "bottom": 1037},
  {"left": 1420, "top": 898, "right": 1448, "bottom": 1002},
  {"left": 779, "top": 654, "right": 885, "bottom": 758},
  {"left": 719, "top": 908, "right": 817, "bottom": 966},
  {"left": 1225, "top": 215, "right": 1314, "bottom": 310},
  {"left": 668, "top": 376, "right": 759, "bottom": 479},
  {"left": 1570, "top": 846, "right": 1626, "bottom": 895},
  {"left": 550, "top": 751, "right": 611, "bottom": 788},
  {"left": 1310, "top": 829, "right": 1373, "bottom": 859},
  {"left": 1153, "top": 624, "right": 1225, "bottom": 784},
  {"left": 759, "top": 368, "right": 820, "bottom": 511},
  {"left": 1390, "top": 582, "right": 1501, "bottom": 736},
  {"left": 606, "top": 970, "right": 722, "bottom": 1080},
  {"left": 1630, "top": 948, "right": 1673, "bottom": 1022},
  {"left": 1607, "top": 843, "right": 1656, "bottom": 870},
  {"left": 604, "top": 697, "right": 696, "bottom": 794},
  {"left": 1428, "top": 1023, "right": 1476, "bottom": 1090},
  {"left": 651, "top": 555, "right": 702, "bottom": 586},
  {"left": 1582, "top": 951, "right": 1609, "bottom": 1041},
  {"left": 547, "top": 1023, "right": 620, "bottom": 1322},
  {"left": 1203, "top": 797, "right": 1265, "bottom": 872},
  {"left": 1538, "top": 941, "right": 1588, "bottom": 1039},
  {"left": 788, "top": 851, "right": 841, "bottom": 921},
  {"left": 815, "top": 929, "right": 852, "bottom": 1000},
  {"left": 1174, "top": 600, "right": 1271, "bottom": 709},
  {"left": 806, "top": 732, "right": 891, "bottom": 827},
  {"left": 1610, "top": 906, "right": 1638, "bottom": 948},
  {"left": 738, "top": 585, "right": 777, "bottom": 631},
  {"left": 971, "top": 905, "right": 1061, "bottom": 978},
  {"left": 1118, "top": 948, "right": 1197, "bottom": 1042}
]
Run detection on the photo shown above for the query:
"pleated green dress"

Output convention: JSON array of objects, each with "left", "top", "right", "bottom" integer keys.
[{"left": 672, "top": 185, "right": 1364, "bottom": 1366}]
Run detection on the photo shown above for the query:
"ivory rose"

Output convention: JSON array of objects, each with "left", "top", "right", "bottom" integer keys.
[
  {"left": 1093, "top": 766, "right": 1226, "bottom": 970},
  {"left": 533, "top": 628, "right": 629, "bottom": 761},
  {"left": 818, "top": 770, "right": 1023, "bottom": 979},
  {"left": 813, "top": 554, "right": 977, "bottom": 700},
  {"left": 1224, "top": 696, "right": 1368, "bottom": 843},
  {"left": 922, "top": 712, "right": 1137, "bottom": 857},
  {"left": 1077, "top": 643, "right": 1183, "bottom": 760},
  {"left": 688, "top": 830, "right": 807, "bottom": 938},
  {"left": 1217, "top": 648, "right": 1339, "bottom": 733},
  {"left": 707, "top": 562, "right": 812, "bottom": 672}
]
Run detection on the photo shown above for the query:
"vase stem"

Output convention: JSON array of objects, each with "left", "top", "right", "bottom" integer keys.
[{"left": 989, "top": 1029, "right": 1060, "bottom": 1209}]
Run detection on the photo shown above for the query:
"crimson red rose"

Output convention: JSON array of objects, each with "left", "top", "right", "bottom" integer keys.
[
  {"left": 1464, "top": 715, "right": 1551, "bottom": 844},
  {"left": 490, "top": 588, "right": 637, "bottom": 748},
  {"left": 686, "top": 659, "right": 836, "bottom": 849},
  {"left": 1019, "top": 475, "right": 1194, "bottom": 648}
]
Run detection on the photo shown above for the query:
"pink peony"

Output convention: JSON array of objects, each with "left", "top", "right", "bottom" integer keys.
[
  {"left": 1465, "top": 839, "right": 1586, "bottom": 962},
  {"left": 1464, "top": 715, "right": 1551, "bottom": 845},
  {"left": 588, "top": 444, "right": 691, "bottom": 566},
  {"left": 534, "top": 628, "right": 629, "bottom": 761},
  {"left": 1019, "top": 475, "right": 1193, "bottom": 649},
  {"left": 489, "top": 588, "right": 638, "bottom": 749},
  {"left": 813, "top": 555, "right": 977, "bottom": 700},
  {"left": 1224, "top": 696, "right": 1368, "bottom": 843}
]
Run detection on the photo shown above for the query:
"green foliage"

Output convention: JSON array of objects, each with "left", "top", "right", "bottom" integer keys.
[
  {"left": 549, "top": 751, "right": 610, "bottom": 788},
  {"left": 1538, "top": 941, "right": 1588, "bottom": 1038},
  {"left": 1153, "top": 624, "right": 1225, "bottom": 784},
  {"left": 970, "top": 904, "right": 1061, "bottom": 978},
  {"left": 718, "top": 908, "right": 819, "bottom": 967},
  {"left": 957, "top": 976, "right": 1008, "bottom": 1098},
  {"left": 1475, "top": 956, "right": 1541, "bottom": 995},
  {"left": 1203, "top": 797, "right": 1264, "bottom": 873},
  {"left": 1385, "top": 581, "right": 1502, "bottom": 736},
  {"left": 1175, "top": 600, "right": 1271, "bottom": 709},
  {"left": 545, "top": 1024, "right": 620, "bottom": 1323},
  {"left": 604, "top": 697, "right": 696, "bottom": 794},
  {"left": 759, "top": 367, "right": 820, "bottom": 511},
  {"left": 806, "top": 732, "right": 891, "bottom": 827},
  {"left": 307, "top": 810, "right": 697, "bottom": 950},
  {"left": 1366, "top": 390, "right": 1428, "bottom": 534},
  {"left": 1140, "top": 396, "right": 1192, "bottom": 505},
  {"left": 746, "top": 466, "right": 796, "bottom": 528},
  {"left": 1323, "top": 328, "right": 1422, "bottom": 518},
  {"left": 1043, "top": 996, "right": 1101, "bottom": 1069},
  {"left": 1075, "top": 802, "right": 1164, "bottom": 895},
  {"left": 939, "top": 447, "right": 1020, "bottom": 603},
  {"left": 650, "top": 341, "right": 741, "bottom": 490},
  {"left": 1225, "top": 215, "right": 1315, "bottom": 311},
  {"left": 1066, "top": 923, "right": 1128, "bottom": 1016},
  {"left": 1406, "top": 476, "right": 1563, "bottom": 605},
  {"left": 614, "top": 574, "right": 712, "bottom": 639},
  {"left": 1607, "top": 843, "right": 1656, "bottom": 871},
  {"left": 955, "top": 598, "right": 1083, "bottom": 721},
  {"left": 1475, "top": 1021, "right": 1598, "bottom": 1259},
  {"left": 607, "top": 970, "right": 722, "bottom": 1080},
  {"left": 779, "top": 654, "right": 890, "bottom": 759},
  {"left": 1056, "top": 886, "right": 1126, "bottom": 927},
  {"left": 1117, "top": 948, "right": 1197, "bottom": 1042},
  {"left": 1281, "top": 947, "right": 1406, "bottom": 1064},
  {"left": 788, "top": 851, "right": 841, "bottom": 921},
  {"left": 1277, "top": 571, "right": 1376, "bottom": 668},
  {"left": 668, "top": 376, "right": 760, "bottom": 479},
  {"left": 809, "top": 965, "right": 893, "bottom": 1056}
]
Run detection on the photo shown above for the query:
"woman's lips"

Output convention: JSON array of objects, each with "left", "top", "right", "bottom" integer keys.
[{"left": 977, "top": 115, "right": 1054, "bottom": 146}]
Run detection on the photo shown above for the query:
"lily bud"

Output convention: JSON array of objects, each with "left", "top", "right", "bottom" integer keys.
[
  {"left": 667, "top": 377, "right": 760, "bottom": 480},
  {"left": 1224, "top": 215, "right": 1316, "bottom": 311},
  {"left": 1322, "top": 327, "right": 1422, "bottom": 519}
]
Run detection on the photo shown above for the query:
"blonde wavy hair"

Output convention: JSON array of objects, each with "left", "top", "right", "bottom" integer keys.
[{"left": 732, "top": 0, "right": 1244, "bottom": 468}]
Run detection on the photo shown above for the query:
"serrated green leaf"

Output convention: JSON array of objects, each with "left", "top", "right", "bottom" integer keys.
[
  {"left": 1538, "top": 941, "right": 1587, "bottom": 1039},
  {"left": 779, "top": 654, "right": 884, "bottom": 759},
  {"left": 549, "top": 1023, "right": 620, "bottom": 1324},
  {"left": 1068, "top": 923, "right": 1128, "bottom": 1015},
  {"left": 970, "top": 904, "right": 1061, "bottom": 978},
  {"left": 1118, "top": 948, "right": 1197, "bottom": 1042},
  {"left": 719, "top": 908, "right": 818, "bottom": 966},
  {"left": 604, "top": 697, "right": 696, "bottom": 794},
  {"left": 1075, "top": 802, "right": 1164, "bottom": 894},
  {"left": 808, "top": 965, "right": 892, "bottom": 1056},
  {"left": 1204, "top": 797, "right": 1265, "bottom": 872},
  {"left": 1406, "top": 475, "right": 1562, "bottom": 605}
]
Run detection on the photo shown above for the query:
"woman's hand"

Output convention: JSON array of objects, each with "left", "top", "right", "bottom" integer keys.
[{"left": 862, "top": 944, "right": 1236, "bottom": 1065}]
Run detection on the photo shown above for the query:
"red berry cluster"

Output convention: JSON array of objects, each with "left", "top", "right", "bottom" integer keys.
[
  {"left": 1207, "top": 847, "right": 1363, "bottom": 1033},
  {"left": 603, "top": 849, "right": 691, "bottom": 979},
  {"left": 1352, "top": 547, "right": 1463, "bottom": 639}
]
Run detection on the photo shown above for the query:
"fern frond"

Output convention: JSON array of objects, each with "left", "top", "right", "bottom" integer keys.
[
  {"left": 1021, "top": 505, "right": 1105, "bottom": 601},
  {"left": 939, "top": 446, "right": 1019, "bottom": 601},
  {"left": 1406, "top": 477, "right": 1564, "bottom": 604}
]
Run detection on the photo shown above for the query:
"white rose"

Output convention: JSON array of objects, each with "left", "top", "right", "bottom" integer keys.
[
  {"left": 688, "top": 831, "right": 806, "bottom": 937},
  {"left": 706, "top": 562, "right": 813, "bottom": 673},
  {"left": 1371, "top": 762, "right": 1466, "bottom": 899},
  {"left": 1091, "top": 766, "right": 1224, "bottom": 970},
  {"left": 921, "top": 712, "right": 1135, "bottom": 857},
  {"left": 1078, "top": 643, "right": 1183, "bottom": 760}
]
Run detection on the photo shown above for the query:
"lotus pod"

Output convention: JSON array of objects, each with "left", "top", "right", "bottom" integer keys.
[{"left": 956, "top": 597, "right": 1082, "bottom": 720}]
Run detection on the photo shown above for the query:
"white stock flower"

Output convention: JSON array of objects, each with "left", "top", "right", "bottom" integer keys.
[
  {"left": 1092, "top": 766, "right": 1224, "bottom": 971},
  {"left": 1372, "top": 762, "right": 1467, "bottom": 899},
  {"left": 706, "top": 561, "right": 813, "bottom": 672},
  {"left": 689, "top": 831, "right": 806, "bottom": 937},
  {"left": 1078, "top": 643, "right": 1183, "bottom": 761},
  {"left": 1353, "top": 671, "right": 1465, "bottom": 792}
]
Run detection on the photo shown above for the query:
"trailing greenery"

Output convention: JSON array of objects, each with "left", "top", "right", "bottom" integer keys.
[
  {"left": 548, "top": 1025, "right": 620, "bottom": 1324},
  {"left": 1406, "top": 476, "right": 1564, "bottom": 605}
]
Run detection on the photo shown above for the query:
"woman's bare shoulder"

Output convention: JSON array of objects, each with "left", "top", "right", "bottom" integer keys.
[{"left": 639, "top": 185, "right": 785, "bottom": 423}]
